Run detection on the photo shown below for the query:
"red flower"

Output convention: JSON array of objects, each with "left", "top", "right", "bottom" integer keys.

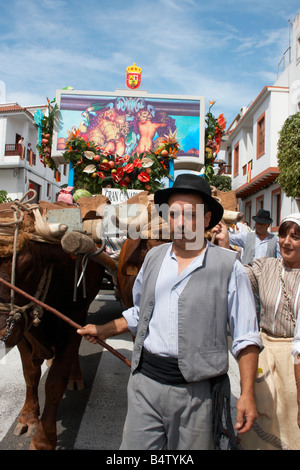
[
  {"left": 99, "top": 162, "right": 110, "bottom": 171},
  {"left": 119, "top": 180, "right": 128, "bottom": 188},
  {"left": 217, "top": 113, "right": 226, "bottom": 130},
  {"left": 111, "top": 168, "right": 124, "bottom": 183},
  {"left": 123, "top": 163, "right": 134, "bottom": 173},
  {"left": 134, "top": 158, "right": 142, "bottom": 168},
  {"left": 214, "top": 114, "right": 227, "bottom": 154},
  {"left": 214, "top": 134, "right": 221, "bottom": 154},
  {"left": 115, "top": 156, "right": 124, "bottom": 165},
  {"left": 116, "top": 167, "right": 124, "bottom": 177},
  {"left": 112, "top": 171, "right": 123, "bottom": 183},
  {"left": 123, "top": 155, "right": 130, "bottom": 163},
  {"left": 97, "top": 171, "right": 105, "bottom": 179},
  {"left": 138, "top": 171, "right": 150, "bottom": 182}
]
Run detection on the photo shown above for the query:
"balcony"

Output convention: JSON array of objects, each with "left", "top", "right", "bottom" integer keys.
[
  {"left": 235, "top": 167, "right": 280, "bottom": 199},
  {"left": 5, "top": 143, "right": 23, "bottom": 157},
  {"left": 217, "top": 164, "right": 232, "bottom": 176},
  {"left": 4, "top": 144, "right": 36, "bottom": 165}
]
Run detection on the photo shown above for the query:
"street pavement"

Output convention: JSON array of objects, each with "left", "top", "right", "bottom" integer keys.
[{"left": 0, "top": 292, "right": 240, "bottom": 451}]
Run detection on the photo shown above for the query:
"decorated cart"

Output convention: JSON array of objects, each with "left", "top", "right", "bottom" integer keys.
[
  {"left": 32, "top": 64, "right": 238, "bottom": 288},
  {"left": 0, "top": 64, "right": 245, "bottom": 452}
]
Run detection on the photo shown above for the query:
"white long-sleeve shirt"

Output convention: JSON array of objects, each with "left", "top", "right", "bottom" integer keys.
[{"left": 229, "top": 231, "right": 281, "bottom": 260}]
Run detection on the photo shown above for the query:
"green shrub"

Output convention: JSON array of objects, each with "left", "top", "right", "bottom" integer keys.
[
  {"left": 210, "top": 175, "right": 232, "bottom": 191},
  {"left": 277, "top": 113, "right": 300, "bottom": 198},
  {"left": 0, "top": 190, "right": 12, "bottom": 204}
]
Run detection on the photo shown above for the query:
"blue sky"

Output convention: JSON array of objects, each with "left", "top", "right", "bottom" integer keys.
[{"left": 0, "top": 0, "right": 299, "bottom": 127}]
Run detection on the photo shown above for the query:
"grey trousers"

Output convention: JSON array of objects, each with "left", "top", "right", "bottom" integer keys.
[{"left": 120, "top": 371, "right": 214, "bottom": 450}]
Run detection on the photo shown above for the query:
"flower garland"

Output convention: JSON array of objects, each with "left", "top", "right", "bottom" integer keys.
[
  {"left": 36, "top": 99, "right": 58, "bottom": 171},
  {"left": 204, "top": 101, "right": 226, "bottom": 181},
  {"left": 63, "top": 129, "right": 179, "bottom": 194}
]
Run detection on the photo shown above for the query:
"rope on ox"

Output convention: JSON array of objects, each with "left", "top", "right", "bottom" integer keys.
[
  {"left": 0, "top": 276, "right": 132, "bottom": 368},
  {"left": 0, "top": 193, "right": 122, "bottom": 359},
  {"left": 0, "top": 190, "right": 53, "bottom": 333},
  {"left": 0, "top": 191, "right": 96, "bottom": 336}
]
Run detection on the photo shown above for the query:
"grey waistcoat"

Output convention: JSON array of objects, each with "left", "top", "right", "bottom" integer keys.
[
  {"left": 242, "top": 232, "right": 277, "bottom": 265},
  {"left": 131, "top": 243, "right": 237, "bottom": 383}
]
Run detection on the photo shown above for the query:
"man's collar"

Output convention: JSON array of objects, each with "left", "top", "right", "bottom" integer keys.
[{"left": 170, "top": 239, "right": 209, "bottom": 259}]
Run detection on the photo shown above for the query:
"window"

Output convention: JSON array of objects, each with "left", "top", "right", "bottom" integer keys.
[
  {"left": 28, "top": 181, "right": 40, "bottom": 202},
  {"left": 256, "top": 195, "right": 264, "bottom": 213},
  {"left": 245, "top": 201, "right": 252, "bottom": 227},
  {"left": 234, "top": 142, "right": 239, "bottom": 178},
  {"left": 242, "top": 164, "right": 246, "bottom": 176},
  {"left": 228, "top": 150, "right": 232, "bottom": 168},
  {"left": 271, "top": 188, "right": 281, "bottom": 230},
  {"left": 257, "top": 113, "right": 265, "bottom": 158}
]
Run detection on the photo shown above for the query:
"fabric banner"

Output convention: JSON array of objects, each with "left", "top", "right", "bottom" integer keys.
[
  {"left": 247, "top": 160, "right": 252, "bottom": 183},
  {"left": 28, "top": 150, "right": 33, "bottom": 166},
  {"left": 19, "top": 144, "right": 24, "bottom": 160}
]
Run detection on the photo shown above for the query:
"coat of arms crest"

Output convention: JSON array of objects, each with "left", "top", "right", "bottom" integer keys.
[{"left": 126, "top": 63, "right": 142, "bottom": 90}]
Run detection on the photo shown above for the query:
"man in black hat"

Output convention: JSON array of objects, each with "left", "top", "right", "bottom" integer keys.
[
  {"left": 229, "top": 209, "right": 281, "bottom": 265},
  {"left": 77, "top": 174, "right": 262, "bottom": 450}
]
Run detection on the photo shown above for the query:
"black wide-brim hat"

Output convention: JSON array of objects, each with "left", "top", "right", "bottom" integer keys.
[
  {"left": 154, "top": 173, "right": 224, "bottom": 230},
  {"left": 252, "top": 209, "right": 273, "bottom": 224}
]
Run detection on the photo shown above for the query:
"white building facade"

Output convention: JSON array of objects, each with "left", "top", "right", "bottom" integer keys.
[
  {"left": 219, "top": 11, "right": 300, "bottom": 231},
  {"left": 0, "top": 101, "right": 69, "bottom": 202}
]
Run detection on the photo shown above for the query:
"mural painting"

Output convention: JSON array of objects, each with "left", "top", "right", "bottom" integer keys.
[{"left": 53, "top": 92, "right": 204, "bottom": 166}]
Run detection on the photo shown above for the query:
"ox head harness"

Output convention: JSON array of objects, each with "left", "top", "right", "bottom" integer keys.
[
  {"left": 0, "top": 191, "right": 54, "bottom": 342},
  {"left": 0, "top": 191, "right": 107, "bottom": 343}
]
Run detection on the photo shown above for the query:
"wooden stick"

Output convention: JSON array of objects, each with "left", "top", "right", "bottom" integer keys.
[{"left": 0, "top": 277, "right": 131, "bottom": 368}]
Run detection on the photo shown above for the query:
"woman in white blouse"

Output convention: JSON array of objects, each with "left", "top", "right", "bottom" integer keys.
[{"left": 214, "top": 213, "right": 300, "bottom": 450}]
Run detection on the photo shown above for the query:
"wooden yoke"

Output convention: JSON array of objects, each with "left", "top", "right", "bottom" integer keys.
[
  {"left": 61, "top": 231, "right": 118, "bottom": 285},
  {"left": 61, "top": 231, "right": 98, "bottom": 255}
]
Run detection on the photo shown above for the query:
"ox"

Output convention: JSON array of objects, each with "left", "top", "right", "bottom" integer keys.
[
  {"left": 117, "top": 238, "right": 167, "bottom": 308},
  {"left": 0, "top": 195, "right": 107, "bottom": 450}
]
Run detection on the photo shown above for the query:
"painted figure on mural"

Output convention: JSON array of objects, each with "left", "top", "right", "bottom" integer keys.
[
  {"left": 135, "top": 109, "right": 168, "bottom": 155},
  {"left": 87, "top": 109, "right": 129, "bottom": 156}
]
